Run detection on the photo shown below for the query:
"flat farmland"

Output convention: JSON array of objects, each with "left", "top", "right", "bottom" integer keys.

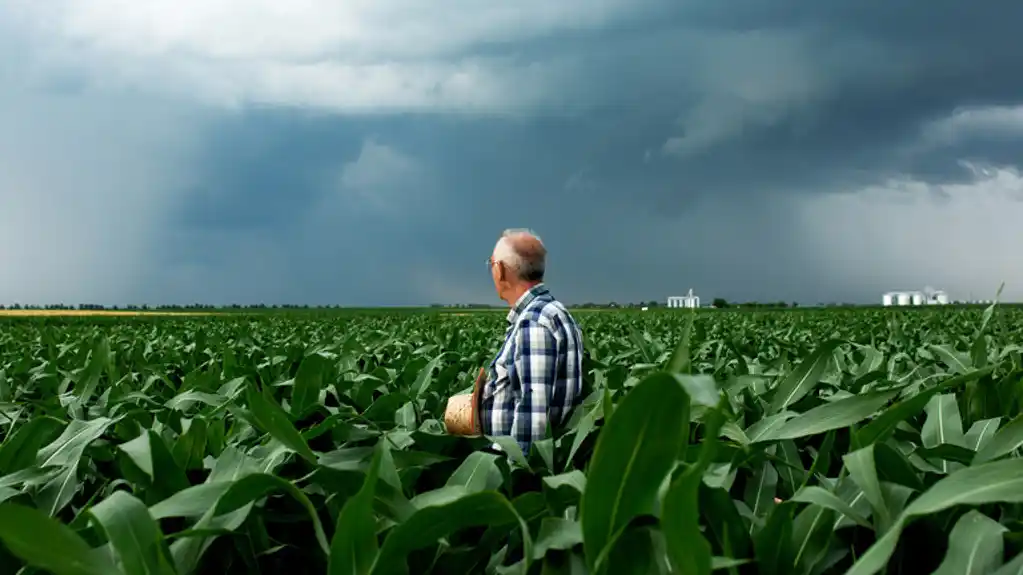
[{"left": 0, "top": 306, "right": 1021, "bottom": 574}]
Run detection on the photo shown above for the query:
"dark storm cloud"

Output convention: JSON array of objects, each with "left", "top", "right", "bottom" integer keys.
[
  {"left": 171, "top": 111, "right": 366, "bottom": 232},
  {"left": 143, "top": 0, "right": 1023, "bottom": 304},
  {"left": 4, "top": 1, "right": 1023, "bottom": 306},
  {"left": 534, "top": 0, "right": 1023, "bottom": 205},
  {"left": 142, "top": 108, "right": 816, "bottom": 306}
]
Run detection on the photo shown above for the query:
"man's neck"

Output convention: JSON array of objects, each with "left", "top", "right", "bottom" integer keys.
[{"left": 505, "top": 281, "right": 541, "bottom": 307}]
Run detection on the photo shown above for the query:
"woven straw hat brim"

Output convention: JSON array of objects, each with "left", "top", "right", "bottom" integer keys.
[{"left": 444, "top": 393, "right": 478, "bottom": 435}]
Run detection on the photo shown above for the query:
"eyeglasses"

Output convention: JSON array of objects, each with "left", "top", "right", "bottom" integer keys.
[{"left": 486, "top": 257, "right": 494, "bottom": 269}]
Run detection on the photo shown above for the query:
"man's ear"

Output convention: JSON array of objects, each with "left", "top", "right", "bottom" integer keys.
[{"left": 496, "top": 261, "right": 506, "bottom": 281}]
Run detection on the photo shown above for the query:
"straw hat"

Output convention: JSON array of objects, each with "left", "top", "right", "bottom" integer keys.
[{"left": 444, "top": 367, "right": 485, "bottom": 436}]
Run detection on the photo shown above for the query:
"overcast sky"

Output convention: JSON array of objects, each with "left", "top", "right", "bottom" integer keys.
[{"left": 1, "top": 1, "right": 1022, "bottom": 306}]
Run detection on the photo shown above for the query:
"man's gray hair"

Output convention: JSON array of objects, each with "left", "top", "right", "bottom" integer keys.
[{"left": 493, "top": 228, "right": 546, "bottom": 282}]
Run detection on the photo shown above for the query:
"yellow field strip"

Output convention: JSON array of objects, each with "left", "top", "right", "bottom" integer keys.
[{"left": 0, "top": 310, "right": 217, "bottom": 317}]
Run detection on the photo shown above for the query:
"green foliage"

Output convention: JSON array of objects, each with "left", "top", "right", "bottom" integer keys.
[{"left": 0, "top": 304, "right": 1021, "bottom": 574}]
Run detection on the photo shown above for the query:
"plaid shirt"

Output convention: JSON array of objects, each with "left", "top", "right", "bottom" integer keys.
[{"left": 479, "top": 283, "right": 584, "bottom": 455}]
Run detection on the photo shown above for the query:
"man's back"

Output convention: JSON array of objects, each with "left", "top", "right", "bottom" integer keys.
[{"left": 479, "top": 283, "right": 584, "bottom": 454}]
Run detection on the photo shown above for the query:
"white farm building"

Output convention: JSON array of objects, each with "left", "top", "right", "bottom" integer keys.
[
  {"left": 882, "top": 287, "right": 950, "bottom": 307},
  {"left": 667, "top": 288, "right": 700, "bottom": 309}
]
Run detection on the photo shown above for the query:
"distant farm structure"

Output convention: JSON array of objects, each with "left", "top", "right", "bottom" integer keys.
[
  {"left": 667, "top": 289, "right": 700, "bottom": 309},
  {"left": 882, "top": 287, "right": 950, "bottom": 306}
]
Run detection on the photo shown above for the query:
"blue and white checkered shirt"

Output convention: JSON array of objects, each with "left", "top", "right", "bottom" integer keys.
[{"left": 479, "top": 283, "right": 585, "bottom": 455}]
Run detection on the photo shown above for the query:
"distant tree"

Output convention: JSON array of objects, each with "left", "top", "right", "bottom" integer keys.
[{"left": 712, "top": 298, "right": 729, "bottom": 308}]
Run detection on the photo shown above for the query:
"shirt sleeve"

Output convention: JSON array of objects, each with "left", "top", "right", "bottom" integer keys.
[{"left": 510, "top": 319, "right": 557, "bottom": 454}]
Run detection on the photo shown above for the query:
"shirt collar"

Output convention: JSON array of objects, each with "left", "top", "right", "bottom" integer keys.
[{"left": 506, "top": 282, "right": 549, "bottom": 324}]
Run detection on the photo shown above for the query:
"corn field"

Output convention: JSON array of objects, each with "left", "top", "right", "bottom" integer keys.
[{"left": 0, "top": 304, "right": 1022, "bottom": 574}]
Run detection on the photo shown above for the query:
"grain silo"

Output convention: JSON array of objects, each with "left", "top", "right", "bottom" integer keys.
[
  {"left": 911, "top": 292, "right": 925, "bottom": 306},
  {"left": 896, "top": 293, "right": 912, "bottom": 306},
  {"left": 667, "top": 288, "right": 700, "bottom": 309},
  {"left": 882, "top": 293, "right": 894, "bottom": 306},
  {"left": 933, "top": 291, "right": 950, "bottom": 304}
]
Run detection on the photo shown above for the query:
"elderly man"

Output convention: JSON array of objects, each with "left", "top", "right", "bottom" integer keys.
[{"left": 478, "top": 228, "right": 585, "bottom": 455}]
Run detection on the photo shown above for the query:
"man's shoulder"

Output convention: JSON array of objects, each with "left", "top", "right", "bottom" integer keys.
[{"left": 518, "top": 296, "right": 579, "bottom": 335}]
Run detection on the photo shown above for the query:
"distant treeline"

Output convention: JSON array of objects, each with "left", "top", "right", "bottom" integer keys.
[
  {"left": 0, "top": 299, "right": 1013, "bottom": 313},
  {"left": 0, "top": 303, "right": 319, "bottom": 311}
]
